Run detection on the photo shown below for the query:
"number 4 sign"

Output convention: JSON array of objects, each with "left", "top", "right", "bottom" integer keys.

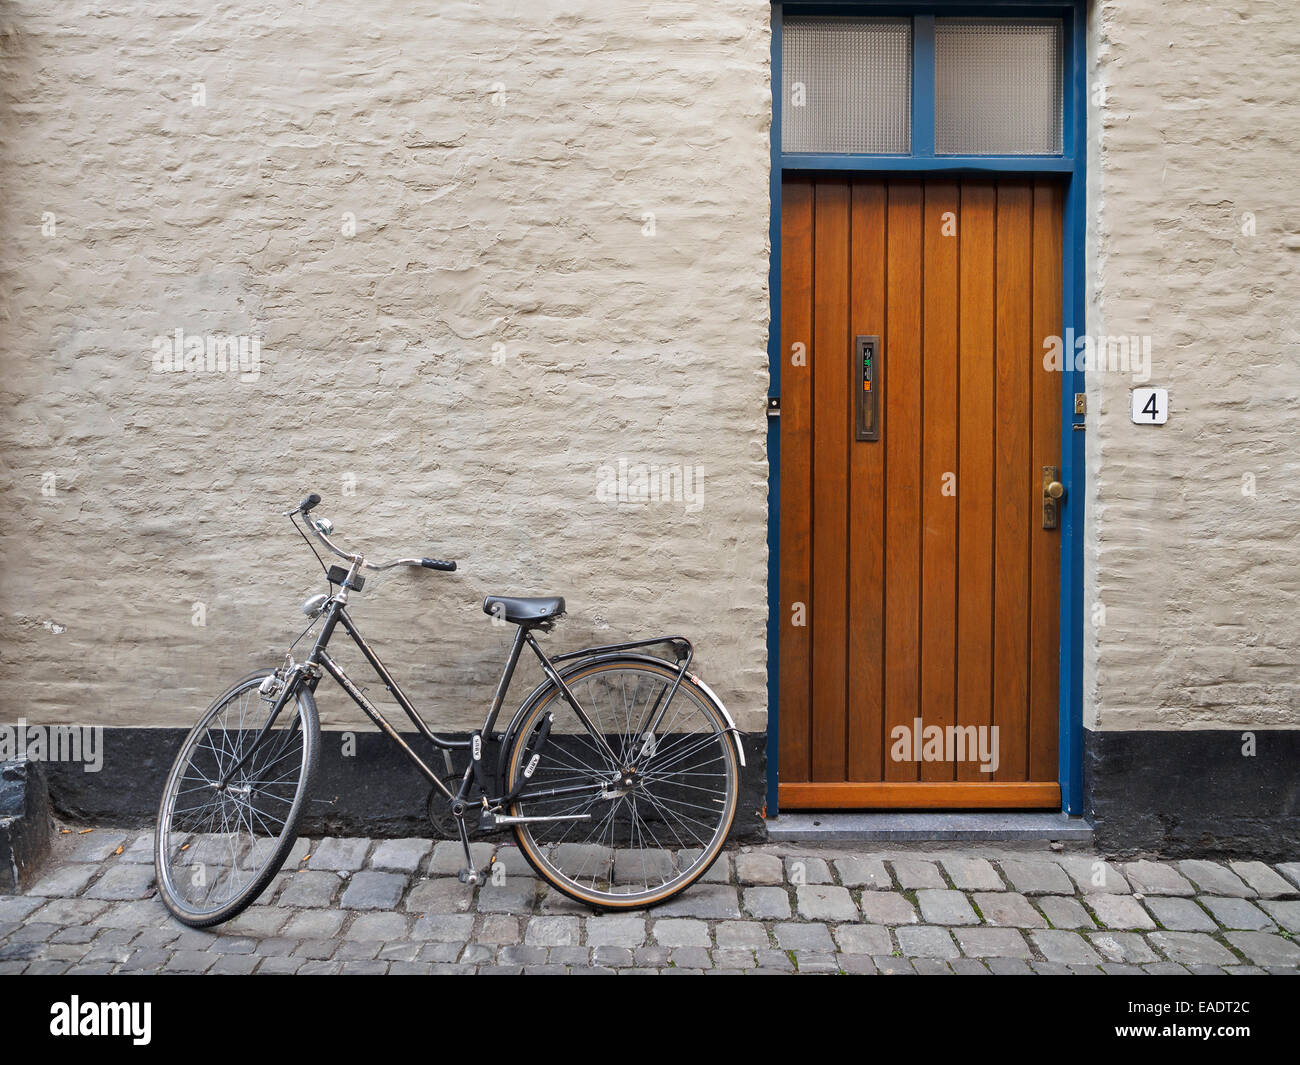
[{"left": 1131, "top": 387, "right": 1168, "bottom": 424}]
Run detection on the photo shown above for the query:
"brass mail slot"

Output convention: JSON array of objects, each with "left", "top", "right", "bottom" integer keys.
[{"left": 855, "top": 335, "right": 881, "bottom": 442}]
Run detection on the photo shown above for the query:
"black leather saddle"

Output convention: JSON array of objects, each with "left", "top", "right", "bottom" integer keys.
[{"left": 482, "top": 595, "right": 566, "bottom": 626}]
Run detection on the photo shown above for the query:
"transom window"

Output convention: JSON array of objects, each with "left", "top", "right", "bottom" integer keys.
[
  {"left": 781, "top": 17, "right": 913, "bottom": 154},
  {"left": 781, "top": 14, "right": 1065, "bottom": 157}
]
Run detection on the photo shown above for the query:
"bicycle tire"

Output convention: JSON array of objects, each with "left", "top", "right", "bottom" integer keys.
[
  {"left": 154, "top": 670, "right": 320, "bottom": 928},
  {"left": 504, "top": 658, "right": 739, "bottom": 911}
]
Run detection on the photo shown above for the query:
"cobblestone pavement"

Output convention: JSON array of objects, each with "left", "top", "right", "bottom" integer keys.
[{"left": 2, "top": 830, "right": 1299, "bottom": 974}]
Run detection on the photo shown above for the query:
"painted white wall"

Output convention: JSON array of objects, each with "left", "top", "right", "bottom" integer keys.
[
  {"left": 2, "top": 1, "right": 1295, "bottom": 744},
  {"left": 1083, "top": 0, "right": 1300, "bottom": 731},
  {"left": 0, "top": 2, "right": 774, "bottom": 732}
]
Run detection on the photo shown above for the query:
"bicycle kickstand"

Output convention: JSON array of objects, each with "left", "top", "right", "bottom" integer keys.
[{"left": 454, "top": 808, "right": 486, "bottom": 886}]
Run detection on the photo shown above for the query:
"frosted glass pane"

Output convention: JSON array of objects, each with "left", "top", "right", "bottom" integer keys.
[
  {"left": 782, "top": 17, "right": 911, "bottom": 154},
  {"left": 935, "top": 19, "right": 1063, "bottom": 155}
]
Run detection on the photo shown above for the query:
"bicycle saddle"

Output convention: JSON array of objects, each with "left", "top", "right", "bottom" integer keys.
[{"left": 482, "top": 595, "right": 566, "bottom": 625}]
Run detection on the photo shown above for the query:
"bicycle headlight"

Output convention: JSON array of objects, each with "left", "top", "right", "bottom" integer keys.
[{"left": 301, "top": 593, "right": 329, "bottom": 618}]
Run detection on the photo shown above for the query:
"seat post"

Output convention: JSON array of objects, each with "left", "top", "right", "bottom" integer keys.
[{"left": 480, "top": 624, "right": 529, "bottom": 734}]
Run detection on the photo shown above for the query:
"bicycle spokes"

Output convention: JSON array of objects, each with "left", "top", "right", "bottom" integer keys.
[
  {"left": 507, "top": 662, "right": 738, "bottom": 908},
  {"left": 156, "top": 676, "right": 315, "bottom": 923}
]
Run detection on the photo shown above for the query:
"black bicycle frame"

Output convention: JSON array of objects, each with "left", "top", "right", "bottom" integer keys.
[
  {"left": 311, "top": 602, "right": 466, "bottom": 800},
  {"left": 225, "top": 587, "right": 698, "bottom": 815}
]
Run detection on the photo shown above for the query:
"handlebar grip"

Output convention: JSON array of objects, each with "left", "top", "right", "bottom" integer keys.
[
  {"left": 299, "top": 493, "right": 322, "bottom": 514},
  {"left": 421, "top": 558, "right": 457, "bottom": 572}
]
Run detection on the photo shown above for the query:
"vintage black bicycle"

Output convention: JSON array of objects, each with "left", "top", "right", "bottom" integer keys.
[{"left": 154, "top": 492, "right": 744, "bottom": 926}]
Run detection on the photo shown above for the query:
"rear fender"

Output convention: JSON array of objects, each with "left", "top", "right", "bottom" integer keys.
[{"left": 496, "top": 652, "right": 746, "bottom": 790}]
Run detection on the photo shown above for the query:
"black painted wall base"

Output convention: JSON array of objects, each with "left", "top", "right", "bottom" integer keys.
[
  {"left": 43, "top": 728, "right": 769, "bottom": 844},
  {"left": 51, "top": 725, "right": 1297, "bottom": 858},
  {"left": 1084, "top": 727, "right": 1300, "bottom": 860}
]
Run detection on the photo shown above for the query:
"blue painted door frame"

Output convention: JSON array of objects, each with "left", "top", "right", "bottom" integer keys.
[{"left": 764, "top": 0, "right": 1087, "bottom": 816}]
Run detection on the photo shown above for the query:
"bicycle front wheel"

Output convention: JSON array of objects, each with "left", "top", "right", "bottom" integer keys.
[
  {"left": 505, "top": 658, "right": 739, "bottom": 910},
  {"left": 155, "top": 670, "right": 319, "bottom": 927}
]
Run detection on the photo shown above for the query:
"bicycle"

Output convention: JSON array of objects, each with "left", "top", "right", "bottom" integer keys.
[{"left": 154, "top": 492, "right": 745, "bottom": 927}]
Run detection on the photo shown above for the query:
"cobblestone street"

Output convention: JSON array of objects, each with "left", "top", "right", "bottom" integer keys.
[{"left": 3, "top": 830, "right": 1298, "bottom": 975}]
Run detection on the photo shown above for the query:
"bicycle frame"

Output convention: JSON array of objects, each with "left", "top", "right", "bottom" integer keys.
[{"left": 226, "top": 566, "right": 701, "bottom": 824}]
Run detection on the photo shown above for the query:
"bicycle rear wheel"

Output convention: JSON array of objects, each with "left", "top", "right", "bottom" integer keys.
[
  {"left": 155, "top": 670, "right": 319, "bottom": 927},
  {"left": 504, "top": 658, "right": 739, "bottom": 910}
]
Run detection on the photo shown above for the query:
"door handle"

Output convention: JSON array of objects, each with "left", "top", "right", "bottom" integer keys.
[
  {"left": 1042, "top": 466, "right": 1064, "bottom": 530},
  {"left": 854, "top": 336, "right": 881, "bottom": 441}
]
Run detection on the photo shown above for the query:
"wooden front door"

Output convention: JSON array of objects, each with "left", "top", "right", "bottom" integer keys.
[{"left": 778, "top": 175, "right": 1063, "bottom": 809}]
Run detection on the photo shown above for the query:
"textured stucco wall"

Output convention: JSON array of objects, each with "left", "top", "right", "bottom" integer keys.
[
  {"left": 0, "top": 2, "right": 774, "bottom": 733},
  {"left": 1083, "top": 0, "right": 1300, "bottom": 731},
  {"left": 4, "top": 0, "right": 1297, "bottom": 753}
]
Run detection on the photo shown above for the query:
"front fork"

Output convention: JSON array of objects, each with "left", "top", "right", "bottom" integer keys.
[{"left": 215, "top": 662, "right": 317, "bottom": 789}]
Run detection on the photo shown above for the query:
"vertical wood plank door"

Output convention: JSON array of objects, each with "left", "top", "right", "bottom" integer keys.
[{"left": 778, "top": 175, "right": 1063, "bottom": 809}]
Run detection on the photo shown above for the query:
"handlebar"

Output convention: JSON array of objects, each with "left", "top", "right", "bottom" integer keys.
[{"left": 289, "top": 492, "right": 457, "bottom": 574}]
